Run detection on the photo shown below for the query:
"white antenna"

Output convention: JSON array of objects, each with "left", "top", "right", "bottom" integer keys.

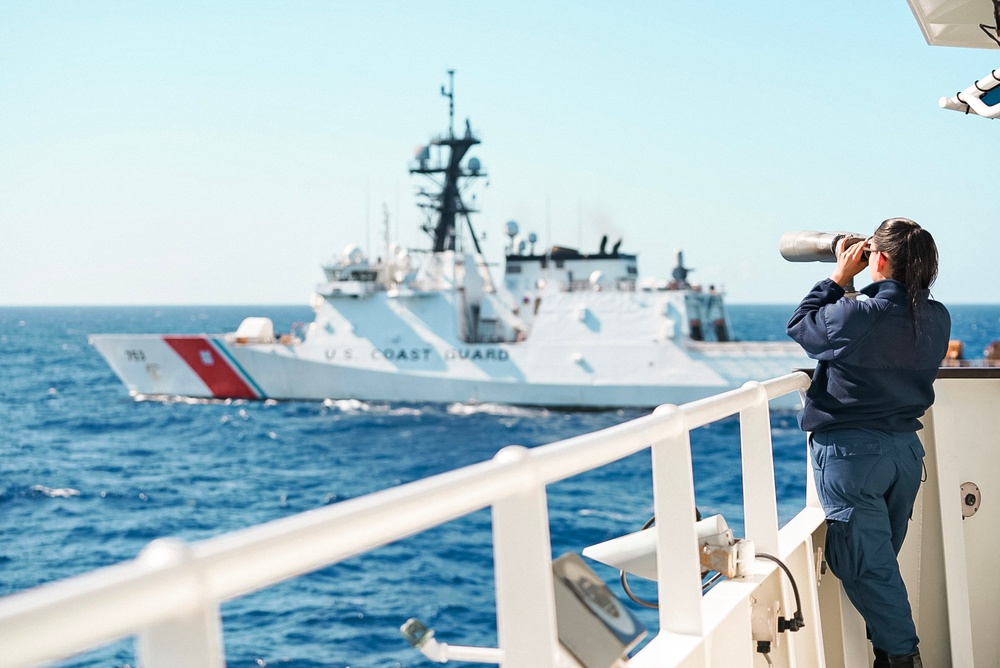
[
  {"left": 441, "top": 69, "right": 456, "bottom": 137},
  {"left": 382, "top": 204, "right": 392, "bottom": 289},
  {"left": 383, "top": 203, "right": 390, "bottom": 260},
  {"left": 366, "top": 176, "right": 371, "bottom": 258},
  {"left": 546, "top": 194, "right": 551, "bottom": 251},
  {"left": 577, "top": 197, "right": 582, "bottom": 249}
]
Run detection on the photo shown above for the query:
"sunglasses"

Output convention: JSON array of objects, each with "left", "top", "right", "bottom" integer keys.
[{"left": 859, "top": 238, "right": 881, "bottom": 262}]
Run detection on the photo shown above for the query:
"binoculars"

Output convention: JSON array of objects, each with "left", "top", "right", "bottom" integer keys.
[{"left": 778, "top": 231, "right": 867, "bottom": 263}]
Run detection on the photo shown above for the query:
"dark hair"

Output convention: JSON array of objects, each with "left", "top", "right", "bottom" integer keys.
[{"left": 871, "top": 217, "right": 939, "bottom": 334}]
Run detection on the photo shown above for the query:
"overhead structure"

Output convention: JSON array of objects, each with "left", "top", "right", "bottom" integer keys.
[
  {"left": 907, "top": 0, "right": 1000, "bottom": 117},
  {"left": 908, "top": 0, "right": 1000, "bottom": 48}
]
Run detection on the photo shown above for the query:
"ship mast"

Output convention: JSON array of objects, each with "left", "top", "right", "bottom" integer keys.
[{"left": 410, "top": 70, "right": 486, "bottom": 254}]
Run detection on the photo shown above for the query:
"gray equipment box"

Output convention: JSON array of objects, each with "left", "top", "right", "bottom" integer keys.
[{"left": 553, "top": 553, "right": 647, "bottom": 668}]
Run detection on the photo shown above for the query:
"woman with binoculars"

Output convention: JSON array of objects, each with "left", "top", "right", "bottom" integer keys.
[{"left": 787, "top": 217, "right": 951, "bottom": 668}]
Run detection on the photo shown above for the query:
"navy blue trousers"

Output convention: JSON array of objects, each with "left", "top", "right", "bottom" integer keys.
[{"left": 809, "top": 428, "right": 924, "bottom": 657}]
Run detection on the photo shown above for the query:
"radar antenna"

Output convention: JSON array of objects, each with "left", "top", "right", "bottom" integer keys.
[{"left": 441, "top": 69, "right": 455, "bottom": 138}]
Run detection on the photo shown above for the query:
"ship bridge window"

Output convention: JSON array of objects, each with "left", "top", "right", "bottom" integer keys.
[
  {"left": 507, "top": 264, "right": 522, "bottom": 273},
  {"left": 627, "top": 265, "right": 637, "bottom": 275}
]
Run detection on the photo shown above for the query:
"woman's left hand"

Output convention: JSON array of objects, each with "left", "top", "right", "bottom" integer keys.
[{"left": 830, "top": 236, "right": 868, "bottom": 288}]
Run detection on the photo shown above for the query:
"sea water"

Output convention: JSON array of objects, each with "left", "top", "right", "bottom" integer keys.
[{"left": 1, "top": 304, "right": 997, "bottom": 667}]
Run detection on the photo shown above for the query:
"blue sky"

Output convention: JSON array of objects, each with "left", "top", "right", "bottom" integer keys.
[{"left": 1, "top": 2, "right": 997, "bottom": 305}]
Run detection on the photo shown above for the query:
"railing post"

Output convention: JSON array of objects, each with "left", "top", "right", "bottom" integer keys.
[
  {"left": 135, "top": 539, "right": 225, "bottom": 668},
  {"left": 491, "top": 446, "right": 560, "bottom": 667},
  {"left": 650, "top": 406, "right": 705, "bottom": 640},
  {"left": 740, "top": 382, "right": 780, "bottom": 555}
]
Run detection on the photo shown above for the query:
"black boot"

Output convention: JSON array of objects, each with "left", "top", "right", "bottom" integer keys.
[
  {"left": 873, "top": 647, "right": 890, "bottom": 668},
  {"left": 888, "top": 650, "right": 922, "bottom": 667}
]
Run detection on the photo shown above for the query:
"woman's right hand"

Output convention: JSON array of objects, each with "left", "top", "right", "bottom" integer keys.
[{"left": 830, "top": 236, "right": 869, "bottom": 288}]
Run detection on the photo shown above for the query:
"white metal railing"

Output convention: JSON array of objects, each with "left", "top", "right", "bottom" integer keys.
[{"left": 0, "top": 372, "right": 812, "bottom": 668}]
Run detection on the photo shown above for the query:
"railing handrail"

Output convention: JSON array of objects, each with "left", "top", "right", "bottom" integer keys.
[{"left": 0, "top": 371, "right": 812, "bottom": 667}]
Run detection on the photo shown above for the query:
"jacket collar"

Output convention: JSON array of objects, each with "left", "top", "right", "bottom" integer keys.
[{"left": 860, "top": 279, "right": 908, "bottom": 304}]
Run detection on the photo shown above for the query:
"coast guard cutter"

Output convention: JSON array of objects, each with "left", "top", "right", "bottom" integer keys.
[{"left": 91, "top": 75, "right": 811, "bottom": 408}]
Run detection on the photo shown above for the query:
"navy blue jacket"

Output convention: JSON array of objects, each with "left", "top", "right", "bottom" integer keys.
[{"left": 787, "top": 278, "right": 951, "bottom": 432}]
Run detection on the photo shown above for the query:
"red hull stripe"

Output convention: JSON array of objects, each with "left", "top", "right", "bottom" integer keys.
[{"left": 163, "top": 336, "right": 259, "bottom": 399}]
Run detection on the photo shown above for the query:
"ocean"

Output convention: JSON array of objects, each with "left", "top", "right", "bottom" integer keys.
[{"left": 2, "top": 303, "right": 998, "bottom": 667}]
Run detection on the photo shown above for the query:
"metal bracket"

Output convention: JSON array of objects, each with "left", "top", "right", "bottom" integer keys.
[
  {"left": 815, "top": 546, "right": 826, "bottom": 585},
  {"left": 961, "top": 482, "right": 981, "bottom": 519}
]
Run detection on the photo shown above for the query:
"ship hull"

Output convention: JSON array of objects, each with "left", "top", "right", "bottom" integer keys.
[{"left": 90, "top": 332, "right": 810, "bottom": 409}]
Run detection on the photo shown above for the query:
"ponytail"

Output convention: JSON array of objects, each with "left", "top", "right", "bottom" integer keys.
[{"left": 871, "top": 218, "right": 939, "bottom": 336}]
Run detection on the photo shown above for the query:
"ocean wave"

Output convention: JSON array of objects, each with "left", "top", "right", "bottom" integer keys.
[
  {"left": 134, "top": 394, "right": 249, "bottom": 406},
  {"left": 446, "top": 402, "right": 550, "bottom": 418},
  {"left": 322, "top": 398, "right": 371, "bottom": 412},
  {"left": 576, "top": 507, "right": 639, "bottom": 522},
  {"left": 321, "top": 399, "right": 426, "bottom": 417},
  {"left": 30, "top": 485, "right": 81, "bottom": 498},
  {"left": 383, "top": 406, "right": 424, "bottom": 416}
]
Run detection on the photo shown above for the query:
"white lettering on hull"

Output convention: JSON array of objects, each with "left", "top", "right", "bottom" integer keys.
[{"left": 323, "top": 347, "right": 511, "bottom": 362}]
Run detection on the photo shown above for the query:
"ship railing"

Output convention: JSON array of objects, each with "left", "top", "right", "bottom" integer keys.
[
  {"left": 0, "top": 372, "right": 815, "bottom": 668},
  {"left": 940, "top": 358, "right": 1000, "bottom": 368},
  {"left": 315, "top": 279, "right": 380, "bottom": 298},
  {"left": 562, "top": 279, "right": 637, "bottom": 293}
]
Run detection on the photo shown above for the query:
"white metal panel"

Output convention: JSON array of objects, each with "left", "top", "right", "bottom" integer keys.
[
  {"left": 491, "top": 446, "right": 561, "bottom": 668},
  {"left": 925, "top": 377, "right": 1000, "bottom": 666},
  {"left": 740, "top": 383, "right": 780, "bottom": 556},
  {"left": 907, "top": 0, "right": 1000, "bottom": 48}
]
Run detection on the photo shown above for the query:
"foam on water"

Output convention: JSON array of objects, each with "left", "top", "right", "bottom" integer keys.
[
  {"left": 446, "top": 401, "right": 552, "bottom": 418},
  {"left": 323, "top": 398, "right": 371, "bottom": 412},
  {"left": 29, "top": 485, "right": 82, "bottom": 498},
  {"left": 321, "top": 398, "right": 429, "bottom": 417}
]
